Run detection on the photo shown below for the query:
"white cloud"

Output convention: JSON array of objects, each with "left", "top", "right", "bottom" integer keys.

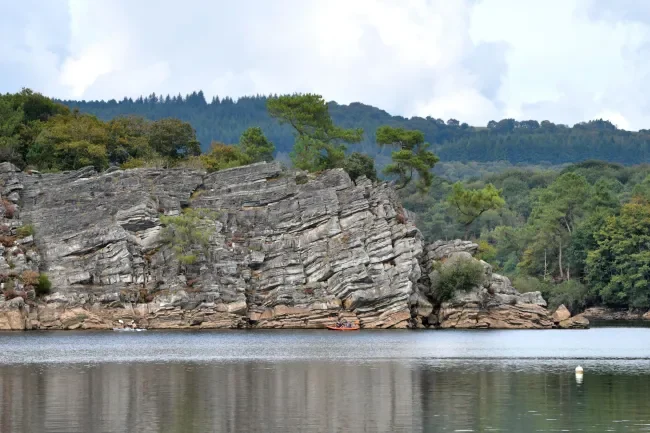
[{"left": 3, "top": 0, "right": 650, "bottom": 129}]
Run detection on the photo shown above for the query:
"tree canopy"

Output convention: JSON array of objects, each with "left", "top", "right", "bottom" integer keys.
[
  {"left": 267, "top": 94, "right": 362, "bottom": 171},
  {"left": 239, "top": 127, "right": 274, "bottom": 163},
  {"left": 447, "top": 182, "right": 504, "bottom": 239},
  {"left": 376, "top": 126, "right": 439, "bottom": 192},
  {"left": 61, "top": 91, "right": 650, "bottom": 168},
  {"left": 0, "top": 89, "right": 247, "bottom": 172}
]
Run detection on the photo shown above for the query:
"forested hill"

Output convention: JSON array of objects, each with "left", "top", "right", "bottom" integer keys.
[{"left": 61, "top": 92, "right": 650, "bottom": 166}]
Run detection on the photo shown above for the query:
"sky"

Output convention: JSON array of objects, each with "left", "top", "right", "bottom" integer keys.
[{"left": 2, "top": 0, "right": 650, "bottom": 130}]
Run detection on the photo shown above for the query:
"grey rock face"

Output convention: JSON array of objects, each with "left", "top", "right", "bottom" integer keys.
[
  {"left": 0, "top": 162, "right": 566, "bottom": 330},
  {"left": 0, "top": 162, "right": 423, "bottom": 329}
]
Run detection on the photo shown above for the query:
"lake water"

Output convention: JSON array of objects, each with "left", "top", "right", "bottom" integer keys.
[{"left": 1, "top": 328, "right": 650, "bottom": 433}]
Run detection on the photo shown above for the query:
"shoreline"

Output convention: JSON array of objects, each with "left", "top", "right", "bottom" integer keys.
[{"left": 1, "top": 321, "right": 648, "bottom": 333}]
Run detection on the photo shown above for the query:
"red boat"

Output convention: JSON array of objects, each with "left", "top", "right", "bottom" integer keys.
[{"left": 326, "top": 325, "right": 360, "bottom": 331}]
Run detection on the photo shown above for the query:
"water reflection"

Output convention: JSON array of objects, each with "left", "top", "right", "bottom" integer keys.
[{"left": 1, "top": 360, "right": 650, "bottom": 433}]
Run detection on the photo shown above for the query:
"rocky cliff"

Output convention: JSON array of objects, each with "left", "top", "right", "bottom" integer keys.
[{"left": 0, "top": 162, "right": 583, "bottom": 330}]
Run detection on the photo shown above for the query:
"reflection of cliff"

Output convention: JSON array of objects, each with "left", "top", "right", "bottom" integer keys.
[
  {"left": 1, "top": 362, "right": 648, "bottom": 432},
  {"left": 0, "top": 362, "right": 424, "bottom": 433}
]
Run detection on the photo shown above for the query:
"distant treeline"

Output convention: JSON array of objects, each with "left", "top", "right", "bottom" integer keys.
[{"left": 61, "top": 91, "right": 650, "bottom": 166}]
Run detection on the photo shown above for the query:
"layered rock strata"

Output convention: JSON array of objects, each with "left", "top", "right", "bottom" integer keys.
[
  {"left": 0, "top": 162, "right": 586, "bottom": 330},
  {"left": 0, "top": 162, "right": 422, "bottom": 329},
  {"left": 419, "top": 240, "right": 555, "bottom": 329}
]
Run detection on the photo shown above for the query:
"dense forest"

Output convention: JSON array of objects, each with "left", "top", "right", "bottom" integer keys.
[
  {"left": 61, "top": 91, "right": 650, "bottom": 167},
  {"left": 402, "top": 160, "right": 650, "bottom": 311},
  {"left": 4, "top": 89, "right": 650, "bottom": 312}
]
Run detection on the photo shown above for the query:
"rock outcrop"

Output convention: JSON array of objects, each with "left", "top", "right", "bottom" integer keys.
[
  {"left": 582, "top": 307, "right": 650, "bottom": 322},
  {"left": 557, "top": 314, "right": 590, "bottom": 329},
  {"left": 420, "top": 240, "right": 556, "bottom": 329},
  {"left": 0, "top": 162, "right": 585, "bottom": 330},
  {"left": 552, "top": 305, "right": 572, "bottom": 323},
  {"left": 551, "top": 304, "right": 589, "bottom": 329},
  {"left": 0, "top": 162, "right": 422, "bottom": 330}
]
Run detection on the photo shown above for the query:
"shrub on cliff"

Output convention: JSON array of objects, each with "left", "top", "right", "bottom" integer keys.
[
  {"left": 20, "top": 270, "right": 39, "bottom": 287},
  {"left": 161, "top": 208, "right": 218, "bottom": 273},
  {"left": 16, "top": 224, "right": 34, "bottom": 238},
  {"left": 36, "top": 274, "right": 52, "bottom": 296},
  {"left": 432, "top": 257, "right": 485, "bottom": 304},
  {"left": 343, "top": 152, "right": 377, "bottom": 182},
  {"left": 199, "top": 142, "right": 251, "bottom": 172}
]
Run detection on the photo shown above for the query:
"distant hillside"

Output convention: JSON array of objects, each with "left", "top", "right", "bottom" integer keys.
[{"left": 61, "top": 92, "right": 650, "bottom": 166}]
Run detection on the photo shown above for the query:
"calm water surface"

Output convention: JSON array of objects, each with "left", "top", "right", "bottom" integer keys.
[{"left": 1, "top": 328, "right": 649, "bottom": 432}]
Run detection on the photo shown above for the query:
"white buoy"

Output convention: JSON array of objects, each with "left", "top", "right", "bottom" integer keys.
[
  {"left": 118, "top": 319, "right": 124, "bottom": 324},
  {"left": 575, "top": 366, "right": 584, "bottom": 384}
]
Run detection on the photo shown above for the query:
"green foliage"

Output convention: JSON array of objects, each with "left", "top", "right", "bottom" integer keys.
[
  {"left": 107, "top": 115, "right": 154, "bottom": 163},
  {"left": 4, "top": 279, "right": 14, "bottom": 291},
  {"left": 148, "top": 118, "right": 201, "bottom": 158},
  {"left": 60, "top": 91, "right": 650, "bottom": 170},
  {"left": 0, "top": 90, "right": 210, "bottom": 172},
  {"left": 179, "top": 254, "right": 198, "bottom": 265},
  {"left": 510, "top": 275, "right": 551, "bottom": 294},
  {"left": 400, "top": 159, "right": 650, "bottom": 311},
  {"left": 544, "top": 280, "right": 589, "bottom": 313},
  {"left": 36, "top": 274, "right": 52, "bottom": 296},
  {"left": 476, "top": 239, "right": 497, "bottom": 263},
  {"left": 28, "top": 111, "right": 109, "bottom": 171},
  {"left": 632, "top": 174, "right": 650, "bottom": 200},
  {"left": 448, "top": 182, "right": 504, "bottom": 238},
  {"left": 586, "top": 198, "right": 650, "bottom": 309},
  {"left": 267, "top": 94, "right": 362, "bottom": 171},
  {"left": 519, "top": 173, "right": 591, "bottom": 280},
  {"left": 376, "top": 126, "right": 439, "bottom": 192},
  {"left": 343, "top": 152, "right": 377, "bottom": 181},
  {"left": 16, "top": 224, "right": 34, "bottom": 238},
  {"left": 432, "top": 258, "right": 485, "bottom": 304},
  {"left": 200, "top": 142, "right": 251, "bottom": 172},
  {"left": 161, "top": 208, "right": 217, "bottom": 273},
  {"left": 239, "top": 127, "right": 275, "bottom": 163}
]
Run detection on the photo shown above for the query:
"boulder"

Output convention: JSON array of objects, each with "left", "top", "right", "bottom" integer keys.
[
  {"left": 552, "top": 304, "right": 572, "bottom": 323},
  {"left": 559, "top": 314, "right": 590, "bottom": 329},
  {"left": 0, "top": 297, "right": 29, "bottom": 330}
]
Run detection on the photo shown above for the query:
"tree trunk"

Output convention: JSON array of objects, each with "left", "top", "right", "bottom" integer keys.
[
  {"left": 544, "top": 249, "right": 547, "bottom": 281},
  {"left": 558, "top": 239, "right": 564, "bottom": 280}
]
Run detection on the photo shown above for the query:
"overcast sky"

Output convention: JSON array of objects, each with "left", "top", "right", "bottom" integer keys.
[{"left": 2, "top": 0, "right": 650, "bottom": 129}]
